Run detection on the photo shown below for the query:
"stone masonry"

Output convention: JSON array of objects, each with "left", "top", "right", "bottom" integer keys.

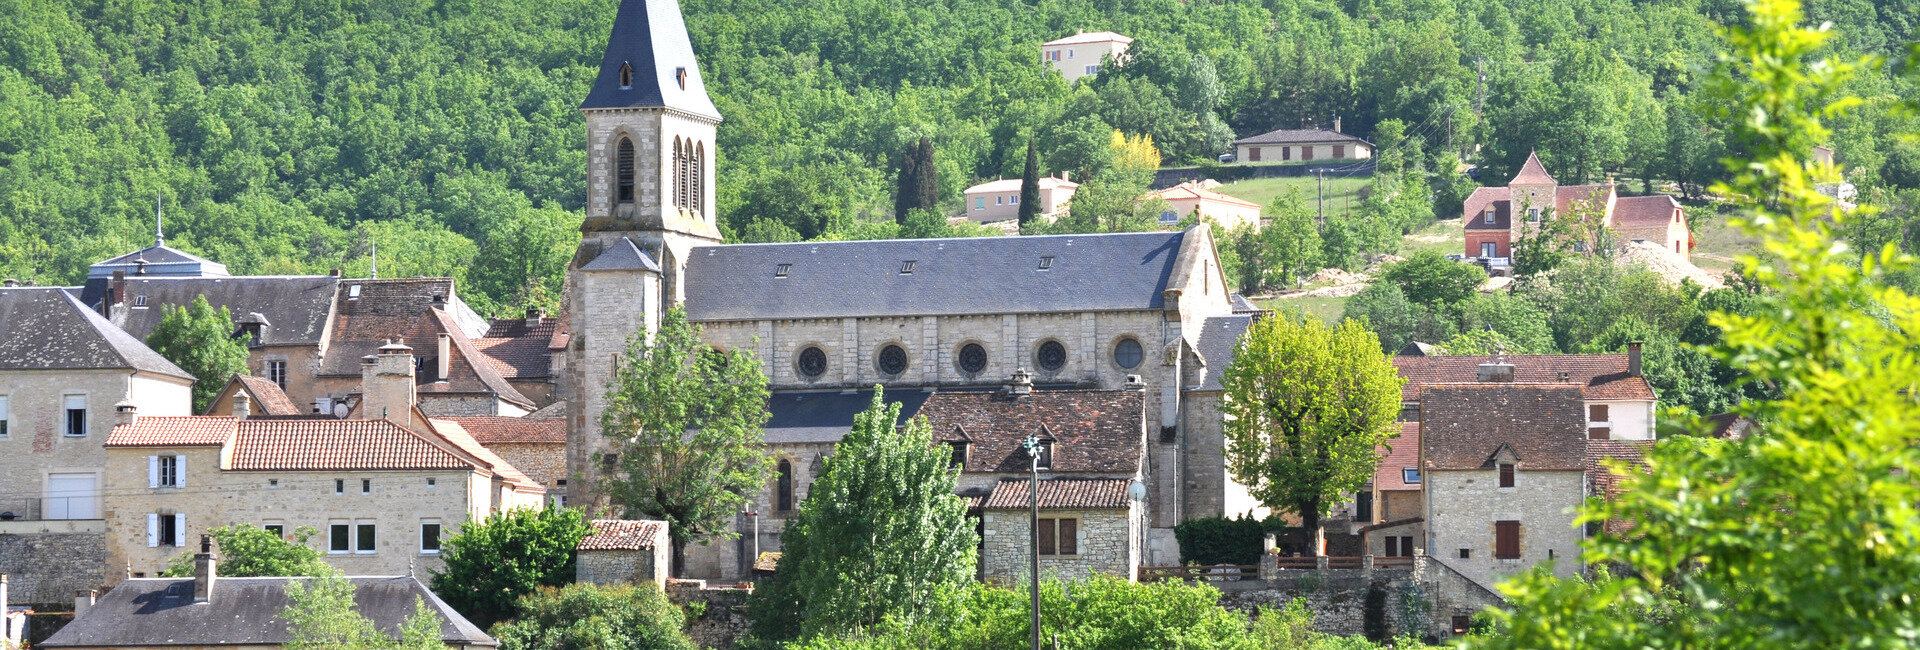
[{"left": 979, "top": 506, "right": 1138, "bottom": 582}]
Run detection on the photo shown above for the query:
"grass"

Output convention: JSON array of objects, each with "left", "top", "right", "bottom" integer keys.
[
  {"left": 1684, "top": 206, "right": 1758, "bottom": 276},
  {"left": 1401, "top": 217, "right": 1465, "bottom": 258},
  {"left": 1260, "top": 295, "right": 1349, "bottom": 323},
  {"left": 1215, "top": 176, "right": 1370, "bottom": 218}
]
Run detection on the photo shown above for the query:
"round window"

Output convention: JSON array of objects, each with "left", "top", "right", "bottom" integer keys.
[
  {"left": 1036, "top": 340, "right": 1067, "bottom": 372},
  {"left": 1113, "top": 338, "right": 1143, "bottom": 369},
  {"left": 877, "top": 344, "right": 908, "bottom": 376},
  {"left": 796, "top": 346, "right": 828, "bottom": 378},
  {"left": 957, "top": 343, "right": 988, "bottom": 376}
]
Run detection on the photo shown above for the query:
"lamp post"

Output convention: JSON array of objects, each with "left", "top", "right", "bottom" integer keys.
[{"left": 1022, "top": 434, "right": 1042, "bottom": 650}]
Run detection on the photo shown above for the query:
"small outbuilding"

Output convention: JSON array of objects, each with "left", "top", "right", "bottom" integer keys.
[{"left": 576, "top": 519, "right": 672, "bottom": 588}]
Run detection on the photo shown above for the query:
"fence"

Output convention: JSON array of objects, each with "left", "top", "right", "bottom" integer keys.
[
  {"left": 0, "top": 497, "right": 97, "bottom": 522},
  {"left": 1138, "top": 565, "right": 1260, "bottom": 583}
]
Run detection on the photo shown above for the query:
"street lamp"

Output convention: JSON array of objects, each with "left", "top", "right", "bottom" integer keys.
[{"left": 1021, "top": 434, "right": 1043, "bottom": 650}]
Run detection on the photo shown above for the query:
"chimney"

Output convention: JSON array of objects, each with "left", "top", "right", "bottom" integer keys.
[
  {"left": 1008, "top": 369, "right": 1034, "bottom": 396},
  {"left": 525, "top": 306, "right": 545, "bottom": 328},
  {"left": 362, "top": 340, "right": 417, "bottom": 425},
  {"left": 1627, "top": 341, "right": 1643, "bottom": 377},
  {"left": 74, "top": 589, "right": 95, "bottom": 618},
  {"left": 1, "top": 279, "right": 17, "bottom": 287},
  {"left": 1477, "top": 361, "right": 1515, "bottom": 383},
  {"left": 436, "top": 333, "right": 452, "bottom": 381},
  {"left": 192, "top": 535, "right": 216, "bottom": 603},
  {"left": 328, "top": 268, "right": 342, "bottom": 277},
  {"left": 431, "top": 294, "right": 447, "bottom": 309},
  {"left": 1333, "top": 116, "right": 1342, "bottom": 134},
  {"left": 115, "top": 400, "right": 139, "bottom": 427},
  {"left": 231, "top": 391, "right": 251, "bottom": 420}
]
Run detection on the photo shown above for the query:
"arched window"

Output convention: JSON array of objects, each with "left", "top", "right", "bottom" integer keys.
[
  {"left": 615, "top": 137, "right": 636, "bottom": 204},
  {"left": 670, "top": 138, "right": 684, "bottom": 209},
  {"left": 618, "top": 62, "right": 633, "bottom": 89},
  {"left": 679, "top": 138, "right": 693, "bottom": 209},
  {"left": 776, "top": 459, "right": 794, "bottom": 512},
  {"left": 693, "top": 142, "right": 705, "bottom": 214}
]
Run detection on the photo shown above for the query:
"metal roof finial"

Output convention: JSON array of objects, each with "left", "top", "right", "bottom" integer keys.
[{"left": 154, "top": 192, "right": 165, "bottom": 247}]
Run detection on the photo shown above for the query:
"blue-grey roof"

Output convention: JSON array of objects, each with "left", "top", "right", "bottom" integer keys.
[
  {"left": 76, "top": 276, "right": 340, "bottom": 347},
  {"left": 580, "top": 0, "right": 721, "bottom": 120},
  {"left": 0, "top": 288, "right": 193, "bottom": 380},
  {"left": 582, "top": 237, "right": 663, "bottom": 272},
  {"left": 764, "top": 388, "right": 932, "bottom": 444},
  {"left": 682, "top": 231, "right": 1187, "bottom": 321},
  {"left": 1194, "top": 315, "right": 1251, "bottom": 392},
  {"left": 88, "top": 243, "right": 229, "bottom": 279},
  {"left": 40, "top": 575, "right": 495, "bottom": 647}
]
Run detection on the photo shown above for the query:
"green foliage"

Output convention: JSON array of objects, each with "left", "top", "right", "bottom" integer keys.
[
  {"left": 145, "top": 295, "right": 250, "bottom": 413},
  {"left": 599, "top": 307, "right": 772, "bottom": 563},
  {"left": 429, "top": 506, "right": 593, "bottom": 630},
  {"left": 1172, "top": 515, "right": 1269, "bottom": 566},
  {"left": 1378, "top": 251, "right": 1487, "bottom": 308},
  {"left": 1050, "top": 131, "right": 1165, "bottom": 234},
  {"left": 749, "top": 389, "right": 976, "bottom": 641},
  {"left": 162, "top": 524, "right": 331, "bottom": 578},
  {"left": 493, "top": 583, "right": 696, "bottom": 650},
  {"left": 1018, "top": 137, "right": 1042, "bottom": 226},
  {"left": 891, "top": 137, "right": 937, "bottom": 224},
  {"left": 1342, "top": 282, "right": 1419, "bottom": 353},
  {"left": 280, "top": 575, "right": 445, "bottom": 650},
  {"left": 1221, "top": 315, "right": 1403, "bottom": 537}
]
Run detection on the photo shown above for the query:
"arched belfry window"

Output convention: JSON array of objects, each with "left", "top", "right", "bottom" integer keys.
[
  {"left": 678, "top": 137, "right": 692, "bottom": 209},
  {"left": 776, "top": 459, "right": 794, "bottom": 512},
  {"left": 692, "top": 142, "right": 705, "bottom": 213},
  {"left": 618, "top": 62, "right": 633, "bottom": 89},
  {"left": 670, "top": 137, "right": 686, "bottom": 210},
  {"left": 615, "top": 136, "right": 636, "bottom": 204}
]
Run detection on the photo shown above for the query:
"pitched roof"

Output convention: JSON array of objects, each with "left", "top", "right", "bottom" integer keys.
[
  {"left": 1147, "top": 182, "right": 1261, "bottom": 209},
  {"left": 1510, "top": 151, "right": 1557, "bottom": 186},
  {"left": 1232, "top": 128, "right": 1372, "bottom": 146},
  {"left": 1374, "top": 422, "right": 1422, "bottom": 491},
  {"left": 578, "top": 519, "right": 668, "bottom": 551},
  {"left": 762, "top": 389, "right": 932, "bottom": 444},
  {"left": 1463, "top": 188, "right": 1511, "bottom": 230},
  {"left": 425, "top": 419, "right": 544, "bottom": 491},
  {"left": 1041, "top": 31, "right": 1133, "bottom": 46},
  {"left": 39, "top": 575, "right": 495, "bottom": 648},
  {"left": 964, "top": 177, "right": 1078, "bottom": 194},
  {"left": 443, "top": 416, "right": 566, "bottom": 444},
  {"left": 981, "top": 478, "right": 1132, "bottom": 510},
  {"left": 582, "top": 237, "right": 663, "bottom": 272},
  {"left": 105, "top": 416, "right": 238, "bottom": 447},
  {"left": 1705, "top": 412, "right": 1759, "bottom": 440},
  {"left": 415, "top": 310, "right": 535, "bottom": 408},
  {"left": 1392, "top": 354, "right": 1655, "bottom": 401},
  {"left": 1193, "top": 315, "right": 1251, "bottom": 392},
  {"left": 81, "top": 276, "right": 339, "bottom": 346},
  {"left": 918, "top": 389, "right": 1146, "bottom": 474},
  {"left": 476, "top": 318, "right": 562, "bottom": 379},
  {"left": 324, "top": 301, "right": 534, "bottom": 408},
  {"left": 86, "top": 242, "right": 230, "bottom": 279},
  {"left": 1612, "top": 195, "right": 1684, "bottom": 228},
  {"left": 226, "top": 375, "right": 304, "bottom": 416},
  {"left": 0, "top": 288, "right": 193, "bottom": 380},
  {"left": 226, "top": 418, "right": 475, "bottom": 471},
  {"left": 580, "top": 0, "right": 721, "bottom": 120},
  {"left": 1420, "top": 384, "right": 1588, "bottom": 471},
  {"left": 319, "top": 278, "right": 459, "bottom": 376},
  {"left": 682, "top": 231, "right": 1187, "bottom": 321},
  {"left": 1555, "top": 184, "right": 1614, "bottom": 216}
]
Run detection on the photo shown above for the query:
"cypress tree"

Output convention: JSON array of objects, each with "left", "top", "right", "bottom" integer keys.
[
  {"left": 913, "top": 136, "right": 939, "bottom": 214},
  {"left": 892, "top": 141, "right": 922, "bottom": 224},
  {"left": 1018, "top": 136, "right": 1042, "bottom": 226}
]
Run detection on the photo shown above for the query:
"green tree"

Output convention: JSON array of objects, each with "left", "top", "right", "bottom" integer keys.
[
  {"left": 280, "top": 574, "right": 444, "bottom": 650},
  {"left": 598, "top": 307, "right": 773, "bottom": 572},
  {"left": 750, "top": 388, "right": 977, "bottom": 641},
  {"left": 1017, "top": 137, "right": 1041, "bottom": 226},
  {"left": 1342, "top": 282, "right": 1419, "bottom": 353},
  {"left": 146, "top": 295, "right": 250, "bottom": 413},
  {"left": 162, "top": 525, "right": 331, "bottom": 578},
  {"left": 892, "top": 137, "right": 938, "bottom": 224},
  {"left": 493, "top": 583, "right": 695, "bottom": 650},
  {"left": 1263, "top": 189, "right": 1323, "bottom": 288},
  {"left": 1378, "top": 251, "right": 1487, "bottom": 308},
  {"left": 1221, "top": 315, "right": 1403, "bottom": 550},
  {"left": 429, "top": 506, "right": 592, "bottom": 630}
]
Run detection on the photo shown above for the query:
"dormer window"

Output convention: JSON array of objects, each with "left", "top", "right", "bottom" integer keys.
[
  {"left": 900, "top": 260, "right": 916, "bottom": 275},
  {"left": 1483, "top": 208, "right": 1495, "bottom": 224},
  {"left": 775, "top": 263, "right": 791, "bottom": 278},
  {"left": 1036, "top": 440, "right": 1053, "bottom": 469},
  {"left": 1498, "top": 462, "right": 1516, "bottom": 488},
  {"left": 1038, "top": 256, "right": 1053, "bottom": 270},
  {"left": 134, "top": 295, "right": 148, "bottom": 307},
  {"left": 618, "top": 62, "right": 633, "bottom": 89},
  {"left": 348, "top": 284, "right": 361, "bottom": 300},
  {"left": 948, "top": 441, "right": 968, "bottom": 469},
  {"left": 675, "top": 67, "right": 688, "bottom": 90}
]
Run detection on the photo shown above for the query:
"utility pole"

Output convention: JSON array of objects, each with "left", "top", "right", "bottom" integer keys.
[
  {"left": 1475, "top": 57, "right": 1487, "bottom": 118},
  {"left": 1023, "top": 434, "right": 1043, "bottom": 650},
  {"left": 1314, "top": 168, "right": 1328, "bottom": 225}
]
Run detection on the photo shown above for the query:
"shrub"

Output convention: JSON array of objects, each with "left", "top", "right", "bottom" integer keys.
[
  {"left": 429, "top": 506, "right": 592, "bottom": 629},
  {"left": 492, "top": 583, "right": 695, "bottom": 650},
  {"left": 1173, "top": 515, "right": 1267, "bottom": 565}
]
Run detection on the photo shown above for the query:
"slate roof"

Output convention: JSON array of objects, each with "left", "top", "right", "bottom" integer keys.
[
  {"left": 1233, "top": 128, "right": 1372, "bottom": 146},
  {"left": 443, "top": 416, "right": 566, "bottom": 444},
  {"left": 474, "top": 318, "right": 561, "bottom": 379},
  {"left": 582, "top": 237, "right": 663, "bottom": 272},
  {"left": 1374, "top": 422, "right": 1422, "bottom": 491},
  {"left": 1612, "top": 195, "right": 1684, "bottom": 228},
  {"left": 1392, "top": 354, "right": 1655, "bottom": 401},
  {"left": 578, "top": 519, "right": 668, "bottom": 551},
  {"left": 0, "top": 288, "right": 193, "bottom": 380},
  {"left": 580, "top": 0, "right": 721, "bottom": 119},
  {"left": 682, "top": 231, "right": 1187, "bottom": 321},
  {"left": 918, "top": 389, "right": 1145, "bottom": 474},
  {"left": 1420, "top": 384, "right": 1588, "bottom": 471},
  {"left": 1193, "top": 315, "right": 1252, "bottom": 392},
  {"left": 39, "top": 575, "right": 495, "bottom": 648},
  {"left": 981, "top": 478, "right": 1132, "bottom": 510},
  {"left": 1042, "top": 31, "right": 1133, "bottom": 46},
  {"left": 1510, "top": 151, "right": 1557, "bottom": 185},
  {"left": 762, "top": 389, "right": 932, "bottom": 444},
  {"left": 86, "top": 242, "right": 230, "bottom": 279},
  {"left": 82, "top": 276, "right": 339, "bottom": 346},
  {"left": 319, "top": 278, "right": 458, "bottom": 376},
  {"left": 223, "top": 375, "right": 304, "bottom": 416}
]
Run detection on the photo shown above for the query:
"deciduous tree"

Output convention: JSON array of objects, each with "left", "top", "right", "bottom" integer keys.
[
  {"left": 493, "top": 583, "right": 695, "bottom": 650},
  {"left": 146, "top": 295, "right": 251, "bottom": 413},
  {"left": 429, "top": 506, "right": 592, "bottom": 629},
  {"left": 163, "top": 525, "right": 331, "bottom": 578},
  {"left": 280, "top": 575, "right": 444, "bottom": 650}
]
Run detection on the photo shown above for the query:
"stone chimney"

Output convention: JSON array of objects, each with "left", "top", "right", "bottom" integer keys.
[
  {"left": 73, "top": 589, "right": 94, "bottom": 617},
  {"left": 1333, "top": 116, "right": 1342, "bottom": 134},
  {"left": 231, "top": 391, "right": 251, "bottom": 420},
  {"left": 1477, "top": 360, "right": 1515, "bottom": 383},
  {"left": 1627, "top": 341, "right": 1643, "bottom": 378},
  {"left": 192, "top": 535, "right": 216, "bottom": 603},
  {"left": 525, "top": 306, "right": 545, "bottom": 328},
  {"left": 436, "top": 333, "right": 452, "bottom": 381},
  {"left": 1008, "top": 369, "right": 1034, "bottom": 396},
  {"left": 1, "top": 279, "right": 17, "bottom": 287},
  {"left": 362, "top": 340, "right": 417, "bottom": 425},
  {"left": 115, "top": 400, "right": 139, "bottom": 427}
]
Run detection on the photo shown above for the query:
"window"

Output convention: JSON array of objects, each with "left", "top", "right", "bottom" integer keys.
[
  {"left": 1248, "top": 147, "right": 1261, "bottom": 162},
  {"left": 1495, "top": 520, "right": 1521, "bottom": 559},
  {"left": 899, "top": 260, "right": 916, "bottom": 275},
  {"left": 692, "top": 142, "right": 705, "bottom": 213},
  {"left": 957, "top": 343, "right": 988, "bottom": 376},
  {"left": 356, "top": 522, "right": 377, "bottom": 554},
  {"left": 1484, "top": 209, "right": 1496, "bottom": 225},
  {"left": 421, "top": 520, "right": 442, "bottom": 554},
  {"left": 348, "top": 284, "right": 361, "bottom": 300},
  {"left": 148, "top": 513, "right": 185, "bottom": 548},
  {"left": 264, "top": 521, "right": 284, "bottom": 538},
  {"left": 1481, "top": 241, "right": 1497, "bottom": 257},
  {"left": 1035, "top": 340, "right": 1067, "bottom": 372},
  {"left": 134, "top": 295, "right": 148, "bottom": 307},
  {"left": 948, "top": 441, "right": 968, "bottom": 469},
  {"left": 1037, "top": 518, "right": 1078, "bottom": 555},
  {"left": 1009, "top": 195, "right": 1018, "bottom": 204},
  {"left": 1589, "top": 426, "right": 1611, "bottom": 440},
  {"left": 1458, "top": 548, "right": 1471, "bottom": 559},
  {"left": 775, "top": 263, "right": 791, "bottom": 278},
  {"left": 1084, "top": 65, "right": 1099, "bottom": 75},
  {"left": 1038, "top": 256, "right": 1053, "bottom": 270},
  {"left": 1528, "top": 208, "right": 1541, "bottom": 222},
  {"left": 1386, "top": 536, "right": 1399, "bottom": 557},
  {"left": 1572, "top": 241, "right": 1588, "bottom": 253},
  {"left": 1303, "top": 146, "right": 1314, "bottom": 161},
  {"left": 361, "top": 479, "right": 371, "bottom": 494},
  {"left": 1355, "top": 492, "right": 1372, "bottom": 521},
  {"left": 1160, "top": 210, "right": 1178, "bottom": 223},
  {"left": 268, "top": 478, "right": 279, "bottom": 488},
  {"left": 1403, "top": 467, "right": 1422, "bottom": 484},
  {"left": 330, "top": 522, "right": 351, "bottom": 553},
  {"left": 996, "top": 196, "right": 1003, "bottom": 205},
  {"left": 1589, "top": 404, "right": 1610, "bottom": 422},
  {"left": 151, "top": 455, "right": 182, "bottom": 488},
  {"left": 1452, "top": 616, "right": 1472, "bottom": 635},
  {"left": 675, "top": 66, "right": 687, "bottom": 90},
  {"left": 1034, "top": 440, "right": 1053, "bottom": 470},
  {"left": 975, "top": 197, "right": 985, "bottom": 210},
  {"left": 426, "top": 477, "right": 436, "bottom": 487},
  {"left": 1113, "top": 338, "right": 1143, "bottom": 370},
  {"left": 616, "top": 137, "right": 636, "bottom": 204},
  {"left": 0, "top": 395, "right": 10, "bottom": 437},
  {"left": 1498, "top": 463, "right": 1515, "bottom": 488},
  {"left": 776, "top": 459, "right": 794, "bottom": 512},
  {"left": 1400, "top": 536, "right": 1414, "bottom": 557},
  {"left": 267, "top": 360, "right": 287, "bottom": 389},
  {"left": 618, "top": 61, "right": 633, "bottom": 89},
  {"left": 1280, "top": 146, "right": 1291, "bottom": 161},
  {"left": 1068, "top": 49, "right": 1075, "bottom": 58},
  {"left": 796, "top": 346, "right": 829, "bottom": 379},
  {"left": 64, "top": 395, "right": 86, "bottom": 437},
  {"left": 1334, "top": 144, "right": 1346, "bottom": 158},
  {"left": 877, "top": 344, "right": 908, "bottom": 376},
  {"left": 335, "top": 479, "right": 345, "bottom": 495}
]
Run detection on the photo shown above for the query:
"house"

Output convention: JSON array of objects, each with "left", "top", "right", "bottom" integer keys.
[
  {"left": 1231, "top": 127, "right": 1373, "bottom": 164},
  {"left": 576, "top": 519, "right": 672, "bottom": 588},
  {"left": 1146, "top": 181, "right": 1263, "bottom": 230},
  {"left": 1040, "top": 31, "right": 1132, "bottom": 83},
  {"left": 444, "top": 415, "right": 568, "bottom": 504},
  {"left": 1391, "top": 345, "right": 1657, "bottom": 441},
  {"left": 1463, "top": 151, "right": 1693, "bottom": 263},
  {"left": 100, "top": 341, "right": 544, "bottom": 581},
  {"left": 41, "top": 543, "right": 495, "bottom": 648},
  {"left": 322, "top": 280, "right": 536, "bottom": 417},
  {"left": 0, "top": 287, "right": 194, "bottom": 605},
  {"left": 472, "top": 308, "right": 567, "bottom": 406},
  {"left": 1360, "top": 422, "right": 1423, "bottom": 558},
  {"left": 960, "top": 175, "right": 1077, "bottom": 223},
  {"left": 205, "top": 375, "right": 307, "bottom": 417}
]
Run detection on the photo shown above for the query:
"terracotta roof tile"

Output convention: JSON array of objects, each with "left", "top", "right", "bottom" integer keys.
[
  {"left": 228, "top": 418, "right": 474, "bottom": 471},
  {"left": 441, "top": 416, "right": 566, "bottom": 444},
  {"left": 1148, "top": 182, "right": 1261, "bottom": 209},
  {"left": 1393, "top": 354, "right": 1655, "bottom": 401},
  {"left": 426, "top": 419, "right": 543, "bottom": 491},
  {"left": 1554, "top": 184, "right": 1613, "bottom": 216},
  {"left": 1510, "top": 151, "right": 1557, "bottom": 185},
  {"left": 1374, "top": 422, "right": 1422, "bottom": 491},
  {"left": 1462, "top": 187, "right": 1511, "bottom": 230},
  {"left": 1705, "top": 413, "right": 1759, "bottom": 440},
  {"left": 1233, "top": 128, "right": 1372, "bottom": 146},
  {"left": 1587, "top": 439, "right": 1653, "bottom": 535},
  {"left": 233, "top": 375, "right": 303, "bottom": 416},
  {"left": 106, "top": 416, "right": 237, "bottom": 447},
  {"left": 578, "top": 519, "right": 667, "bottom": 550},
  {"left": 1612, "top": 195, "right": 1684, "bottom": 228},
  {"left": 982, "top": 478, "right": 1132, "bottom": 510},
  {"left": 917, "top": 389, "right": 1145, "bottom": 474},
  {"left": 1421, "top": 384, "right": 1587, "bottom": 471}
]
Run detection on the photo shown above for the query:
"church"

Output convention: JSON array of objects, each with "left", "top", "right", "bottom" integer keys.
[{"left": 559, "top": 0, "right": 1253, "bottom": 580}]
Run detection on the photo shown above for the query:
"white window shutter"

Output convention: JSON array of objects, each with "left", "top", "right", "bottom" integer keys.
[
  {"left": 174, "top": 455, "right": 186, "bottom": 487},
  {"left": 148, "top": 456, "right": 159, "bottom": 488},
  {"left": 174, "top": 513, "right": 187, "bottom": 547},
  {"left": 147, "top": 513, "right": 159, "bottom": 547}
]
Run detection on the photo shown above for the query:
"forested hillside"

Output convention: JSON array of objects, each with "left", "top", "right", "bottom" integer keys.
[{"left": 0, "top": 0, "right": 1914, "bottom": 314}]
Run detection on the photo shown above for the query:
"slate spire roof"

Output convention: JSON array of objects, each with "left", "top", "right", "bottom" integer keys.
[
  {"left": 0, "top": 287, "right": 193, "bottom": 380},
  {"left": 581, "top": 0, "right": 721, "bottom": 120},
  {"left": 87, "top": 243, "right": 229, "bottom": 279}
]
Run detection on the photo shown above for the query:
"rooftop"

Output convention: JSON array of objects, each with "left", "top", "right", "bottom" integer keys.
[
  {"left": 579, "top": 0, "right": 720, "bottom": 120},
  {"left": 443, "top": 416, "right": 566, "bottom": 445},
  {"left": 1041, "top": 31, "right": 1133, "bottom": 46},
  {"left": 578, "top": 519, "right": 668, "bottom": 551},
  {"left": 964, "top": 177, "right": 1078, "bottom": 194},
  {"left": 1510, "top": 151, "right": 1557, "bottom": 186},
  {"left": 1392, "top": 354, "right": 1654, "bottom": 401},
  {"left": 918, "top": 388, "right": 1146, "bottom": 474},
  {"left": 981, "top": 478, "right": 1133, "bottom": 510},
  {"left": 39, "top": 575, "right": 494, "bottom": 648},
  {"left": 1420, "top": 384, "right": 1588, "bottom": 471},
  {"left": 1232, "top": 128, "right": 1372, "bottom": 146},
  {"left": 0, "top": 288, "right": 192, "bottom": 380},
  {"left": 78, "top": 275, "right": 340, "bottom": 346},
  {"left": 1147, "top": 182, "right": 1261, "bottom": 209}
]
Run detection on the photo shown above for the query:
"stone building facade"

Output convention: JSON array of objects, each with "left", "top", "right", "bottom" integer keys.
[{"left": 576, "top": 519, "right": 671, "bottom": 588}]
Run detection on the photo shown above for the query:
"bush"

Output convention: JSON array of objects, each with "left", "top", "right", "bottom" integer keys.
[
  {"left": 1173, "top": 515, "right": 1268, "bottom": 566},
  {"left": 429, "top": 507, "right": 592, "bottom": 630},
  {"left": 163, "top": 524, "right": 332, "bottom": 578},
  {"left": 492, "top": 583, "right": 695, "bottom": 650}
]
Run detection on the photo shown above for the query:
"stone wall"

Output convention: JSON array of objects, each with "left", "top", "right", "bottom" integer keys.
[
  {"left": 0, "top": 527, "right": 105, "bottom": 607},
  {"left": 577, "top": 547, "right": 666, "bottom": 588},
  {"left": 664, "top": 578, "right": 751, "bottom": 650},
  {"left": 979, "top": 506, "right": 1136, "bottom": 582},
  {"left": 1218, "top": 568, "right": 1423, "bottom": 639},
  {"left": 0, "top": 369, "right": 190, "bottom": 519},
  {"left": 486, "top": 442, "right": 567, "bottom": 495},
  {"left": 1426, "top": 469, "right": 1584, "bottom": 591}
]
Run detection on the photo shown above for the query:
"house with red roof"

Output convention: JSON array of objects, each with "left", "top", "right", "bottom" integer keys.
[
  {"left": 1464, "top": 152, "right": 1693, "bottom": 266},
  {"left": 1145, "top": 181, "right": 1263, "bottom": 230}
]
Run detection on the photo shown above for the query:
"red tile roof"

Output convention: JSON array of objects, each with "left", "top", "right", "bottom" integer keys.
[
  {"left": 232, "top": 375, "right": 303, "bottom": 416},
  {"left": 475, "top": 318, "right": 562, "bottom": 379},
  {"left": 441, "top": 416, "right": 565, "bottom": 444},
  {"left": 578, "top": 519, "right": 667, "bottom": 550},
  {"left": 229, "top": 418, "right": 475, "bottom": 471},
  {"left": 1392, "top": 354, "right": 1655, "bottom": 401},
  {"left": 1587, "top": 439, "right": 1653, "bottom": 535},
  {"left": 418, "top": 309, "right": 534, "bottom": 408},
  {"left": 1510, "top": 151, "right": 1557, "bottom": 185},
  {"left": 1374, "top": 422, "right": 1422, "bottom": 491},
  {"left": 1421, "top": 384, "right": 1588, "bottom": 471},
  {"left": 426, "top": 419, "right": 544, "bottom": 491},
  {"left": 981, "top": 478, "right": 1132, "bottom": 510},
  {"left": 1147, "top": 182, "right": 1261, "bottom": 209},
  {"left": 1555, "top": 184, "right": 1614, "bottom": 217},
  {"left": 1612, "top": 195, "right": 1684, "bottom": 229},
  {"left": 917, "top": 389, "right": 1145, "bottom": 474},
  {"left": 106, "top": 416, "right": 238, "bottom": 447},
  {"left": 1462, "top": 187, "right": 1511, "bottom": 230}
]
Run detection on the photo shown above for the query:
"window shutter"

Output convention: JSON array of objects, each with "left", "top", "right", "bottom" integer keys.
[
  {"left": 148, "top": 456, "right": 159, "bottom": 488},
  {"left": 1589, "top": 404, "right": 1609, "bottom": 422},
  {"left": 1059, "top": 518, "right": 1078, "bottom": 555},
  {"left": 147, "top": 513, "right": 159, "bottom": 547},
  {"left": 1037, "top": 519, "right": 1056, "bottom": 556},
  {"left": 1495, "top": 521, "right": 1520, "bottom": 559},
  {"left": 174, "top": 513, "right": 188, "bottom": 547},
  {"left": 174, "top": 455, "right": 186, "bottom": 487},
  {"left": 1499, "top": 463, "right": 1515, "bottom": 488}
]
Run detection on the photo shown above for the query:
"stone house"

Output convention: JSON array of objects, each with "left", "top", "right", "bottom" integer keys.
[
  {"left": 205, "top": 375, "right": 306, "bottom": 416},
  {"left": 99, "top": 342, "right": 544, "bottom": 582},
  {"left": 978, "top": 479, "right": 1141, "bottom": 581},
  {"left": 576, "top": 519, "right": 671, "bottom": 588},
  {"left": 1463, "top": 151, "right": 1694, "bottom": 263},
  {"left": 960, "top": 175, "right": 1078, "bottom": 224},
  {"left": 1231, "top": 127, "right": 1373, "bottom": 164},
  {"left": 444, "top": 415, "right": 568, "bottom": 505},
  {"left": 1146, "top": 181, "right": 1262, "bottom": 230},
  {"left": 1392, "top": 347, "right": 1658, "bottom": 442},
  {"left": 321, "top": 283, "right": 536, "bottom": 417},
  {"left": 1360, "top": 422, "right": 1424, "bottom": 558},
  {"left": 0, "top": 287, "right": 195, "bottom": 605},
  {"left": 1040, "top": 31, "right": 1132, "bottom": 83},
  {"left": 473, "top": 309, "right": 568, "bottom": 407}
]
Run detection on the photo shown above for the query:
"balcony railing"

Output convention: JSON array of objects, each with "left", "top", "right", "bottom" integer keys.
[{"left": 0, "top": 497, "right": 98, "bottom": 521}]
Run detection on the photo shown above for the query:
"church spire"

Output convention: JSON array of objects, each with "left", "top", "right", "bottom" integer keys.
[{"left": 581, "top": 0, "right": 721, "bottom": 120}]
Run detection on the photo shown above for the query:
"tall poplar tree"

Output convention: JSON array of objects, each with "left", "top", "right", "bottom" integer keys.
[
  {"left": 1018, "top": 136, "right": 1042, "bottom": 226},
  {"left": 146, "top": 295, "right": 250, "bottom": 413},
  {"left": 893, "top": 141, "right": 923, "bottom": 224}
]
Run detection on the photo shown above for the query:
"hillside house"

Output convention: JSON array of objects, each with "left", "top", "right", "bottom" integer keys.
[
  {"left": 1232, "top": 128, "right": 1373, "bottom": 164},
  {"left": 1041, "top": 31, "right": 1132, "bottom": 83},
  {"left": 1463, "top": 152, "right": 1693, "bottom": 263},
  {"left": 961, "top": 175, "right": 1077, "bottom": 223},
  {"left": 1146, "top": 181, "right": 1262, "bottom": 230}
]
